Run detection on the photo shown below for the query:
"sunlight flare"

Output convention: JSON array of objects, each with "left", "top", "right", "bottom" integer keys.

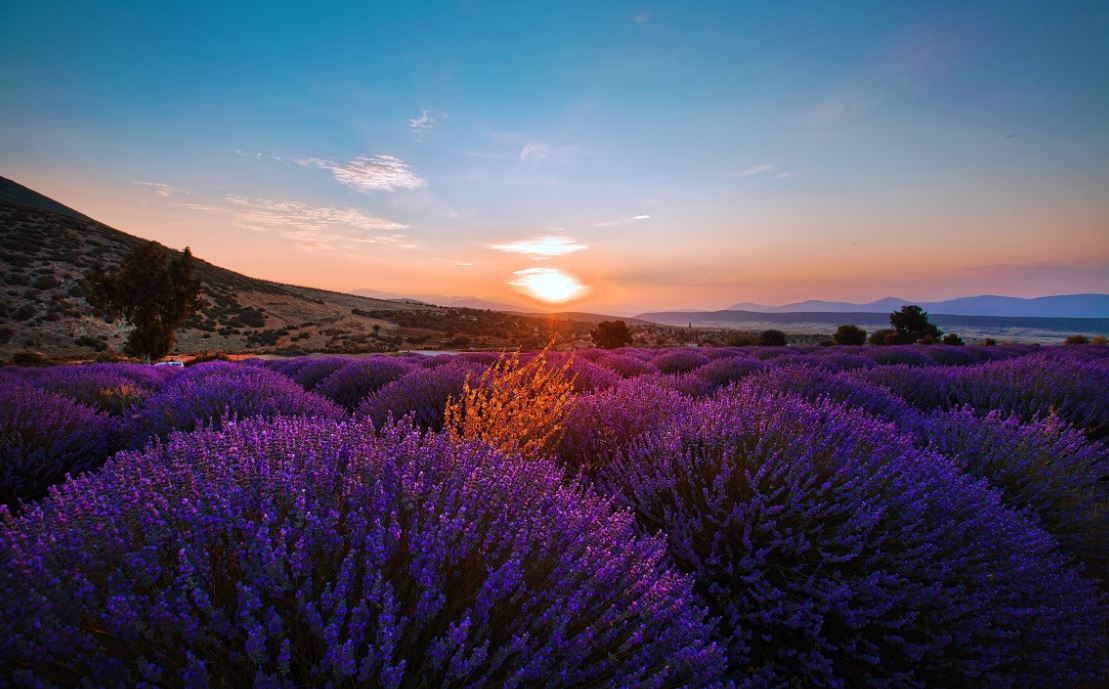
[{"left": 508, "top": 267, "right": 589, "bottom": 303}]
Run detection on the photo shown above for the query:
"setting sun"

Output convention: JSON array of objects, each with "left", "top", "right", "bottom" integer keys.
[{"left": 508, "top": 267, "right": 589, "bottom": 304}]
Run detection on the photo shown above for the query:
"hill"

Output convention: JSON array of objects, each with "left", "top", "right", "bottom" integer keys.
[
  {"left": 726, "top": 294, "right": 1109, "bottom": 319},
  {"left": 637, "top": 309, "right": 1109, "bottom": 343},
  {"left": 0, "top": 178, "right": 605, "bottom": 360}
]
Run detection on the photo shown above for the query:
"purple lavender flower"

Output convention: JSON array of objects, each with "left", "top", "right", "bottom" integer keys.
[
  {"left": 313, "top": 357, "right": 414, "bottom": 411},
  {"left": 357, "top": 361, "right": 484, "bottom": 432},
  {"left": 0, "top": 381, "right": 117, "bottom": 508},
  {"left": 130, "top": 365, "right": 344, "bottom": 445},
  {"left": 925, "top": 407, "right": 1109, "bottom": 583},
  {"left": 596, "top": 388, "right": 1109, "bottom": 687},
  {"left": 653, "top": 348, "right": 711, "bottom": 374},
  {"left": 558, "top": 377, "right": 693, "bottom": 472},
  {"left": 0, "top": 416, "right": 725, "bottom": 688}
]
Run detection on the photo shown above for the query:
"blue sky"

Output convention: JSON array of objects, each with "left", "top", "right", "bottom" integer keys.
[{"left": 2, "top": 1, "right": 1107, "bottom": 311}]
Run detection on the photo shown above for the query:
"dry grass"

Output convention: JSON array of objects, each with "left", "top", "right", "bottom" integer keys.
[{"left": 445, "top": 346, "right": 577, "bottom": 460}]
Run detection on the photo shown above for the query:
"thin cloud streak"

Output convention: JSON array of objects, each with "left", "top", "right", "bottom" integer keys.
[
  {"left": 592, "top": 214, "right": 651, "bottom": 228},
  {"left": 488, "top": 235, "right": 588, "bottom": 258},
  {"left": 729, "top": 164, "right": 775, "bottom": 177},
  {"left": 133, "top": 181, "right": 186, "bottom": 197},
  {"left": 297, "top": 155, "right": 425, "bottom": 192},
  {"left": 220, "top": 196, "right": 415, "bottom": 252}
]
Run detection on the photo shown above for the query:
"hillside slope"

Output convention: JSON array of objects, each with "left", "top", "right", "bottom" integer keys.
[{"left": 0, "top": 178, "right": 630, "bottom": 360}]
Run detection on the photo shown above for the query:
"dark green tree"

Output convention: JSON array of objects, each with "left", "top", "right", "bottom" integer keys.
[
  {"left": 833, "top": 324, "right": 867, "bottom": 346},
  {"left": 942, "top": 333, "right": 964, "bottom": 346},
  {"left": 590, "top": 320, "right": 633, "bottom": 349},
  {"left": 868, "top": 328, "right": 897, "bottom": 346},
  {"left": 85, "top": 241, "right": 203, "bottom": 362},
  {"left": 758, "top": 329, "right": 788, "bottom": 346},
  {"left": 889, "top": 305, "right": 941, "bottom": 344}
]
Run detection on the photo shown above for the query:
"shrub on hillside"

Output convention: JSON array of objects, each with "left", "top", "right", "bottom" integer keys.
[
  {"left": 757, "top": 329, "right": 788, "bottom": 346},
  {"left": 833, "top": 324, "right": 867, "bottom": 345},
  {"left": 597, "top": 390, "right": 1109, "bottom": 687},
  {"left": 0, "top": 417, "right": 725, "bottom": 688}
]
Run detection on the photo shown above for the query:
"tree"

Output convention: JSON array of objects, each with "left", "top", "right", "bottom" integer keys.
[
  {"left": 590, "top": 320, "right": 633, "bottom": 349},
  {"left": 1064, "top": 334, "right": 1090, "bottom": 345},
  {"left": 758, "top": 329, "right": 788, "bottom": 346},
  {"left": 85, "top": 241, "right": 203, "bottom": 362},
  {"left": 942, "top": 333, "right": 964, "bottom": 346},
  {"left": 889, "top": 305, "right": 941, "bottom": 344},
  {"left": 833, "top": 324, "right": 867, "bottom": 346},
  {"left": 869, "top": 328, "right": 897, "bottom": 345}
]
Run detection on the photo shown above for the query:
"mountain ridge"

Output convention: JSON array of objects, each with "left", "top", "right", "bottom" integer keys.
[{"left": 723, "top": 294, "right": 1109, "bottom": 319}]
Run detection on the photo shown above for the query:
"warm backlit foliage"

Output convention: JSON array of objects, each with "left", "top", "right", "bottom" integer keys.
[{"left": 445, "top": 346, "right": 577, "bottom": 460}]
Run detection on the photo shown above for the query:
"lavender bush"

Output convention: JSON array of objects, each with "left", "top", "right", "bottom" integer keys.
[
  {"left": 653, "top": 348, "right": 711, "bottom": 374},
  {"left": 313, "top": 357, "right": 414, "bottom": 411},
  {"left": 0, "top": 382, "right": 117, "bottom": 509},
  {"left": 130, "top": 366, "right": 344, "bottom": 445},
  {"left": 0, "top": 417, "right": 725, "bottom": 688},
  {"left": 738, "top": 364, "right": 922, "bottom": 430},
  {"left": 925, "top": 407, "right": 1109, "bottom": 584},
  {"left": 357, "top": 361, "right": 483, "bottom": 432},
  {"left": 597, "top": 389, "right": 1109, "bottom": 688},
  {"left": 558, "top": 377, "right": 693, "bottom": 472},
  {"left": 29, "top": 365, "right": 155, "bottom": 415}
]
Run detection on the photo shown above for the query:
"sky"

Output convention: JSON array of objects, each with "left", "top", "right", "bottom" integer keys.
[{"left": 1, "top": 1, "right": 1107, "bottom": 314}]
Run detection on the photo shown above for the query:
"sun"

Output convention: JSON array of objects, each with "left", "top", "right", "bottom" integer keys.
[{"left": 508, "top": 267, "right": 589, "bottom": 303}]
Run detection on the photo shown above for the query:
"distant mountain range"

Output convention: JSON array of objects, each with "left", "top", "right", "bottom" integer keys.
[
  {"left": 723, "top": 294, "right": 1109, "bottom": 319},
  {"left": 636, "top": 309, "right": 1109, "bottom": 341}
]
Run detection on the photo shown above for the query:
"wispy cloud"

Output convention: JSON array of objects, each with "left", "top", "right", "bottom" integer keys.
[
  {"left": 508, "top": 267, "right": 590, "bottom": 303},
  {"left": 297, "top": 155, "right": 425, "bottom": 192},
  {"left": 592, "top": 214, "right": 651, "bottom": 228},
  {"left": 234, "top": 150, "right": 284, "bottom": 162},
  {"left": 519, "top": 141, "right": 582, "bottom": 162},
  {"left": 488, "top": 235, "right": 588, "bottom": 258},
  {"left": 408, "top": 110, "right": 440, "bottom": 139},
  {"left": 633, "top": 10, "right": 651, "bottom": 23},
  {"left": 729, "top": 164, "right": 775, "bottom": 177},
  {"left": 133, "top": 181, "right": 186, "bottom": 197},
  {"left": 222, "top": 196, "right": 414, "bottom": 252}
]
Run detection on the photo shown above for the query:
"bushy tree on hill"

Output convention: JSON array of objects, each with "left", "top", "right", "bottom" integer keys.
[
  {"left": 85, "top": 241, "right": 203, "bottom": 362},
  {"left": 758, "top": 329, "right": 788, "bottom": 346},
  {"left": 833, "top": 324, "right": 867, "bottom": 345},
  {"left": 889, "top": 304, "right": 942, "bottom": 344},
  {"left": 590, "top": 320, "right": 633, "bottom": 349}
]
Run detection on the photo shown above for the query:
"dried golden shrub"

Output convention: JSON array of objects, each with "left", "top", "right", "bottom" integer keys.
[{"left": 445, "top": 347, "right": 576, "bottom": 460}]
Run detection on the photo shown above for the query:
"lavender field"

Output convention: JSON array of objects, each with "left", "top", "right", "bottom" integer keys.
[{"left": 2, "top": 344, "right": 1109, "bottom": 688}]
